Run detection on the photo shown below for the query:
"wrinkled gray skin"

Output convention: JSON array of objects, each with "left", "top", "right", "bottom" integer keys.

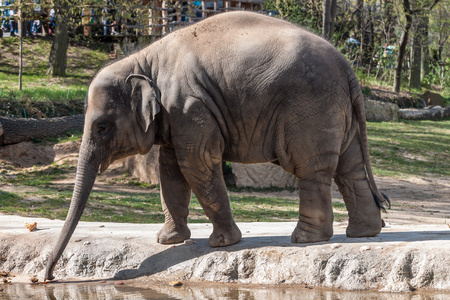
[{"left": 45, "top": 11, "right": 389, "bottom": 280}]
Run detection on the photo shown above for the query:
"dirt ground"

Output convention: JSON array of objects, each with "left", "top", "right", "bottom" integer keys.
[{"left": 0, "top": 140, "right": 449, "bottom": 228}]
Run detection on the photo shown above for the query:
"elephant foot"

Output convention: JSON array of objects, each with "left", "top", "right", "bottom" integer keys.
[
  {"left": 291, "top": 224, "right": 333, "bottom": 243},
  {"left": 156, "top": 223, "right": 191, "bottom": 244},
  {"left": 209, "top": 222, "right": 242, "bottom": 247},
  {"left": 346, "top": 218, "right": 382, "bottom": 238}
]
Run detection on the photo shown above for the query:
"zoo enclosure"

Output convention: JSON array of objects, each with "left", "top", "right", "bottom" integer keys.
[
  {"left": 86, "top": 0, "right": 266, "bottom": 37},
  {"left": 0, "top": 0, "right": 265, "bottom": 38}
]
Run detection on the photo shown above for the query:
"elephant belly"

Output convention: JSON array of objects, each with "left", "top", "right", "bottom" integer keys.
[{"left": 222, "top": 139, "right": 277, "bottom": 164}]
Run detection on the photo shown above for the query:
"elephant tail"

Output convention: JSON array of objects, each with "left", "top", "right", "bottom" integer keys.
[{"left": 349, "top": 75, "right": 391, "bottom": 212}]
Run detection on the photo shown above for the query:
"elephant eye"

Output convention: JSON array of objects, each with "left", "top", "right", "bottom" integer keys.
[{"left": 97, "top": 122, "right": 112, "bottom": 136}]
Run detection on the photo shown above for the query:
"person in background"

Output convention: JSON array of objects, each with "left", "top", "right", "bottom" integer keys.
[
  {"left": 31, "top": 0, "right": 41, "bottom": 35},
  {"left": 1, "top": 1, "right": 11, "bottom": 33},
  {"left": 9, "top": 0, "right": 17, "bottom": 37},
  {"left": 48, "top": 7, "right": 54, "bottom": 35},
  {"left": 102, "top": 0, "right": 110, "bottom": 36}
]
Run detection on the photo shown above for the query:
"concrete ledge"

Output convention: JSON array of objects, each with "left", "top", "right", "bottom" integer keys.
[{"left": 0, "top": 214, "right": 449, "bottom": 292}]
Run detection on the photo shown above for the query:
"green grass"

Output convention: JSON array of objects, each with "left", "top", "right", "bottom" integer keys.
[
  {"left": 0, "top": 187, "right": 348, "bottom": 223},
  {"left": 0, "top": 148, "right": 348, "bottom": 223},
  {"left": 367, "top": 119, "right": 450, "bottom": 177},
  {"left": 32, "top": 130, "right": 83, "bottom": 144},
  {"left": 0, "top": 86, "right": 88, "bottom": 103},
  {"left": 0, "top": 37, "right": 110, "bottom": 105}
]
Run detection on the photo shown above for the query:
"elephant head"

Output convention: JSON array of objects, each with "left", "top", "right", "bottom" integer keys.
[{"left": 44, "top": 71, "right": 161, "bottom": 281}]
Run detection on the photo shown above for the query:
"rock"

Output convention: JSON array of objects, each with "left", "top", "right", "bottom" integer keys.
[
  {"left": 360, "top": 246, "right": 370, "bottom": 252},
  {"left": 30, "top": 277, "right": 38, "bottom": 283},
  {"left": 114, "top": 281, "right": 124, "bottom": 285},
  {"left": 169, "top": 281, "right": 183, "bottom": 287},
  {"left": 231, "top": 163, "right": 297, "bottom": 189},
  {"left": 121, "top": 146, "right": 160, "bottom": 185},
  {"left": 444, "top": 106, "right": 450, "bottom": 118},
  {"left": 1, "top": 216, "right": 450, "bottom": 292},
  {"left": 422, "top": 91, "right": 445, "bottom": 107},
  {"left": 330, "top": 243, "right": 341, "bottom": 249},
  {"left": 364, "top": 99, "right": 399, "bottom": 121}
]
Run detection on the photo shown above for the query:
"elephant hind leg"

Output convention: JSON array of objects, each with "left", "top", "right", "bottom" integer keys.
[
  {"left": 286, "top": 152, "right": 339, "bottom": 243},
  {"left": 335, "top": 136, "right": 382, "bottom": 238},
  {"left": 291, "top": 170, "right": 335, "bottom": 243}
]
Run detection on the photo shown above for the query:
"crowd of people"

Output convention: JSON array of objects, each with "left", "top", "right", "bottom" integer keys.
[{"left": 1, "top": 0, "right": 55, "bottom": 37}]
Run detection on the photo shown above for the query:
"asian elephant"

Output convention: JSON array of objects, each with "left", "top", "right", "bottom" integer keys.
[{"left": 45, "top": 11, "right": 389, "bottom": 280}]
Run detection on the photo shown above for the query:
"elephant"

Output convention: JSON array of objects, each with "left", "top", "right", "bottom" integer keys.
[{"left": 45, "top": 11, "right": 389, "bottom": 281}]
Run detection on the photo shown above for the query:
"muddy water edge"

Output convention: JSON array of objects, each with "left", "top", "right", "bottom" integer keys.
[{"left": 1, "top": 281, "right": 450, "bottom": 300}]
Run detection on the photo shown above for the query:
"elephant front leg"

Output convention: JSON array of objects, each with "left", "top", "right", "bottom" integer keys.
[
  {"left": 156, "top": 146, "right": 192, "bottom": 244},
  {"left": 177, "top": 147, "right": 241, "bottom": 247},
  {"left": 291, "top": 171, "right": 334, "bottom": 243},
  {"left": 335, "top": 136, "right": 382, "bottom": 238}
]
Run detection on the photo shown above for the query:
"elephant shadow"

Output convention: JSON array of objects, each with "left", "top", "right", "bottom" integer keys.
[{"left": 113, "top": 229, "right": 449, "bottom": 280}]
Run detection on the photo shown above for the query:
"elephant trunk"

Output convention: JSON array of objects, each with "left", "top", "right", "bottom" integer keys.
[{"left": 45, "top": 142, "right": 100, "bottom": 281}]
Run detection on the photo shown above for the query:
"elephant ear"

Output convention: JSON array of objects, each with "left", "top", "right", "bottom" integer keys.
[{"left": 126, "top": 74, "right": 161, "bottom": 132}]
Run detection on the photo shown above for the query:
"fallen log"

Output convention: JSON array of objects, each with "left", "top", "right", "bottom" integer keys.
[
  {"left": 399, "top": 106, "right": 450, "bottom": 120},
  {"left": 0, "top": 115, "right": 85, "bottom": 146}
]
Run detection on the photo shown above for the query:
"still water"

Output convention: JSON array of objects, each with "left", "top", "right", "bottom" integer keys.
[{"left": 1, "top": 283, "right": 449, "bottom": 300}]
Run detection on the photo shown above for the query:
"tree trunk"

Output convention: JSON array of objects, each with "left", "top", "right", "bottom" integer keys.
[
  {"left": 420, "top": 15, "right": 430, "bottom": 84},
  {"left": 47, "top": 0, "right": 70, "bottom": 77},
  {"left": 322, "top": 0, "right": 337, "bottom": 40},
  {"left": 322, "top": 0, "right": 331, "bottom": 38},
  {"left": 19, "top": 29, "right": 23, "bottom": 90},
  {"left": 383, "top": 0, "right": 395, "bottom": 43},
  {"left": 356, "top": 0, "right": 364, "bottom": 67},
  {"left": 0, "top": 115, "right": 84, "bottom": 146},
  {"left": 410, "top": 12, "right": 430, "bottom": 89},
  {"left": 393, "top": 0, "right": 412, "bottom": 93},
  {"left": 410, "top": 19, "right": 422, "bottom": 89},
  {"left": 329, "top": 0, "right": 337, "bottom": 38},
  {"left": 18, "top": 0, "right": 23, "bottom": 90}
]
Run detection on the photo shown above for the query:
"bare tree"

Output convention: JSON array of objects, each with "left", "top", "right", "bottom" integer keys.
[
  {"left": 322, "top": 0, "right": 337, "bottom": 40},
  {"left": 393, "top": 0, "right": 441, "bottom": 93},
  {"left": 47, "top": 0, "right": 71, "bottom": 77}
]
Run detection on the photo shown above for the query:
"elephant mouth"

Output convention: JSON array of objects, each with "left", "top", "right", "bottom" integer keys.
[{"left": 100, "top": 159, "right": 111, "bottom": 173}]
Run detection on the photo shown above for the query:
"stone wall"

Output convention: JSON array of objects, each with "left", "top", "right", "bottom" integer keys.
[
  {"left": 231, "top": 163, "right": 297, "bottom": 189},
  {"left": 364, "top": 99, "right": 399, "bottom": 121},
  {"left": 121, "top": 146, "right": 160, "bottom": 185}
]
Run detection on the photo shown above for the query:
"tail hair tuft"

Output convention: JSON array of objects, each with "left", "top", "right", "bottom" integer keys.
[{"left": 372, "top": 191, "right": 391, "bottom": 213}]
